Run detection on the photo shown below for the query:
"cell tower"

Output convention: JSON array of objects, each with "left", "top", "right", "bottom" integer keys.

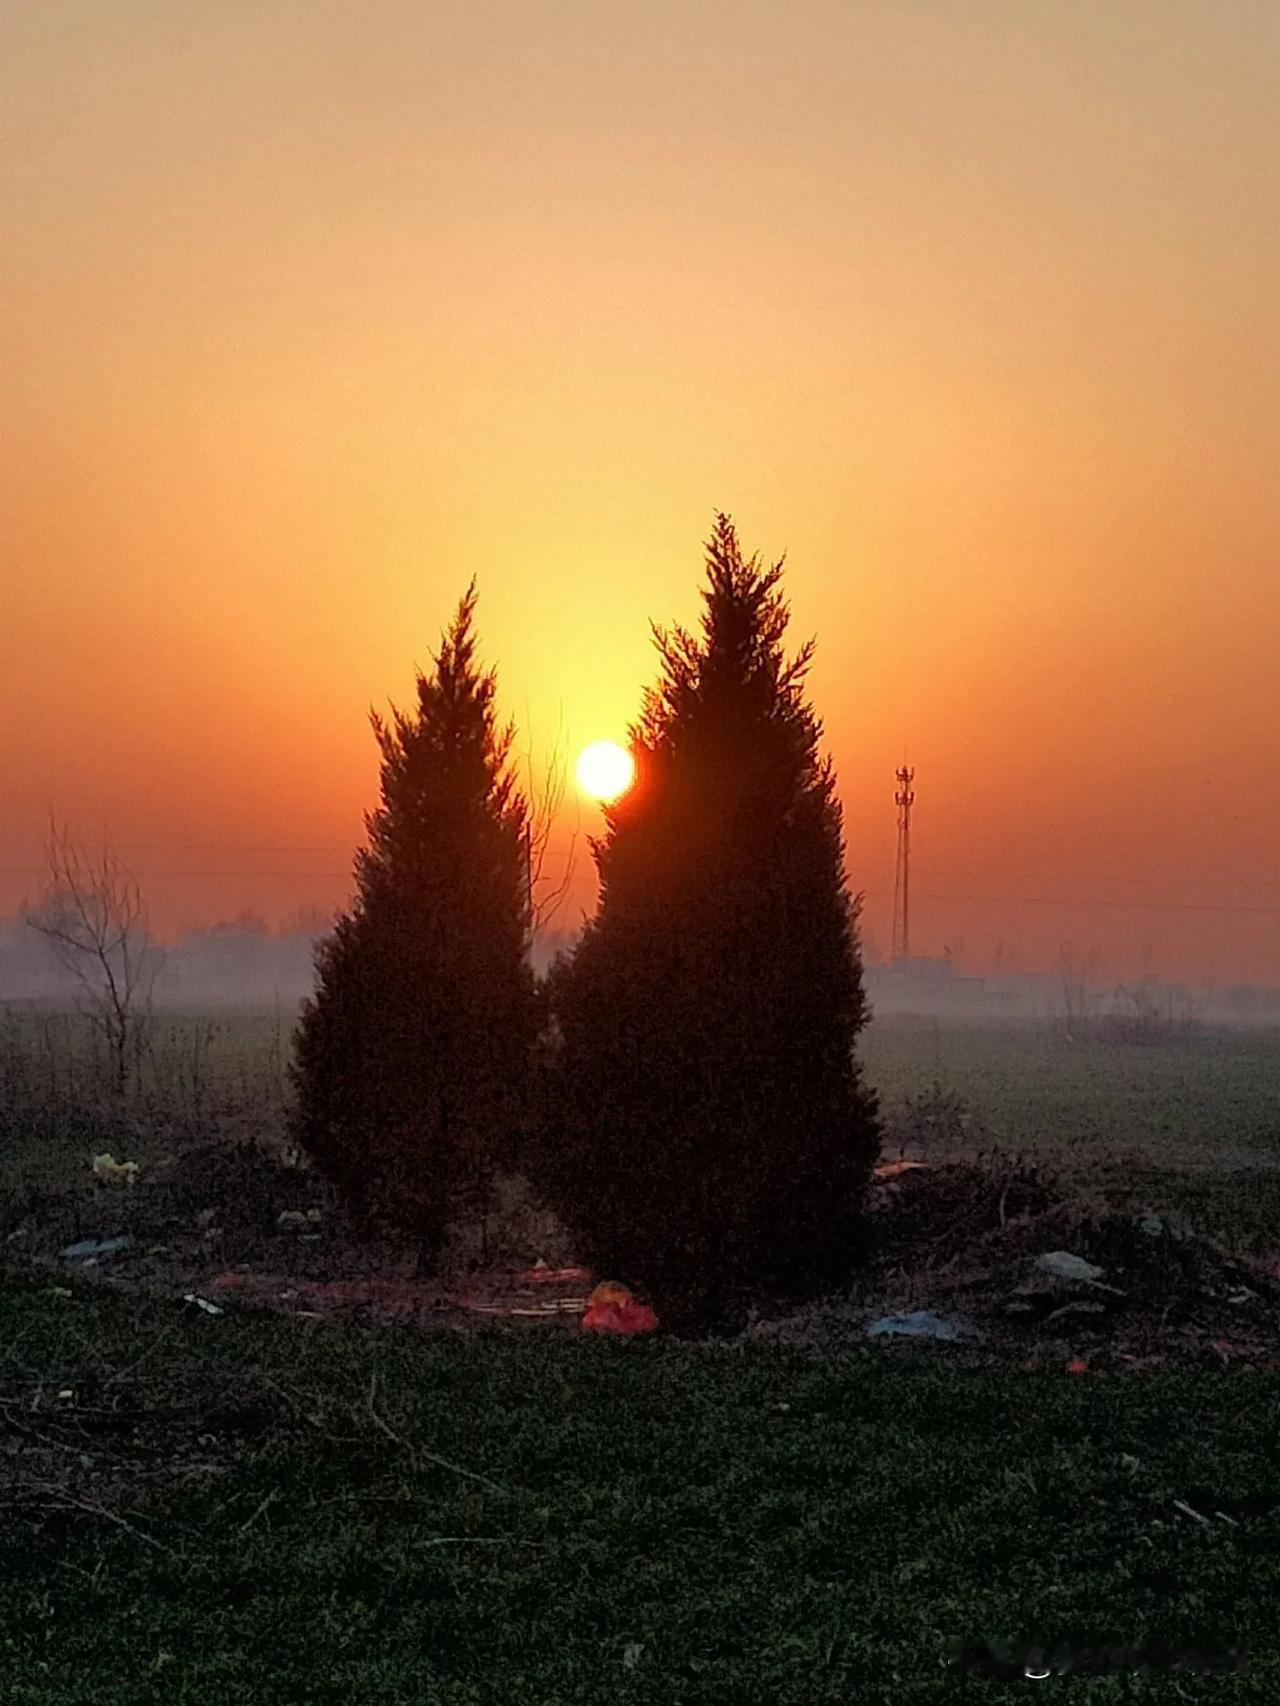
[{"left": 892, "top": 764, "right": 915, "bottom": 961}]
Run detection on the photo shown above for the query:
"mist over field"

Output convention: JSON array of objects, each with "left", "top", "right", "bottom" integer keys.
[
  {"left": 3, "top": 4, "right": 1279, "bottom": 1697},
  {"left": 4, "top": 906, "right": 1279, "bottom": 1027}
]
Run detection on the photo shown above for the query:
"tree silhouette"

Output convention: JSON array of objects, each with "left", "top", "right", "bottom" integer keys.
[
  {"left": 539, "top": 515, "right": 879, "bottom": 1326},
  {"left": 27, "top": 819, "right": 160, "bottom": 1099},
  {"left": 291, "top": 584, "right": 534, "bottom": 1265}
]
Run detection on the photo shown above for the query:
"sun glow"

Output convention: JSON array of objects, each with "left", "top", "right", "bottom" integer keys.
[{"left": 575, "top": 741, "right": 635, "bottom": 803}]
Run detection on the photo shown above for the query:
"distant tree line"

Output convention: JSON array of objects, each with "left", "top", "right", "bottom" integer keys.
[{"left": 288, "top": 515, "right": 882, "bottom": 1328}]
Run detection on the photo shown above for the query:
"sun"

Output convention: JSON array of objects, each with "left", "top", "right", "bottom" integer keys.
[{"left": 576, "top": 740, "right": 635, "bottom": 802}]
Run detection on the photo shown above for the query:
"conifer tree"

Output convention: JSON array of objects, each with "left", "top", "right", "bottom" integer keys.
[
  {"left": 291, "top": 584, "right": 534, "bottom": 1263},
  {"left": 540, "top": 516, "right": 879, "bottom": 1325}
]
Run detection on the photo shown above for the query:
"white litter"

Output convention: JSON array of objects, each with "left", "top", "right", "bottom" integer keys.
[
  {"left": 1036, "top": 1251, "right": 1105, "bottom": 1283},
  {"left": 183, "top": 1294, "right": 224, "bottom": 1316}
]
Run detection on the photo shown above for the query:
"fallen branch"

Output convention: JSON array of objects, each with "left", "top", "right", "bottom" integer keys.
[
  {"left": 414, "top": 1535, "right": 543, "bottom": 1549},
  {"left": 1171, "top": 1498, "right": 1210, "bottom": 1526},
  {"left": 259, "top": 1374, "right": 329, "bottom": 1432},
  {"left": 364, "top": 1372, "right": 512, "bottom": 1497},
  {"left": 238, "top": 1486, "right": 280, "bottom": 1535},
  {"left": 9, "top": 1487, "right": 180, "bottom": 1557}
]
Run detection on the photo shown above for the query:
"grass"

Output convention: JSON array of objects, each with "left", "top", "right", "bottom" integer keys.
[
  {"left": 1, "top": 1275, "right": 1278, "bottom": 1703},
  {"left": 4, "top": 1010, "right": 1278, "bottom": 1261},
  {"left": 860, "top": 1021, "right": 1280, "bottom": 1168},
  {"left": 4, "top": 1009, "right": 1277, "bottom": 1183},
  {"left": 862, "top": 1020, "right": 1280, "bottom": 1256},
  {"left": 0, "top": 1006, "right": 294, "bottom": 1199}
]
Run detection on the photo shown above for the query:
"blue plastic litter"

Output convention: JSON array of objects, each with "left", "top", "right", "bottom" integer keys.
[
  {"left": 866, "top": 1310, "right": 965, "bottom": 1341},
  {"left": 60, "top": 1235, "right": 136, "bottom": 1260}
]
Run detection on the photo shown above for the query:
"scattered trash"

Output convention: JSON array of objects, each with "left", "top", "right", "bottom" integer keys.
[
  {"left": 1066, "top": 1357, "right": 1089, "bottom": 1374},
  {"left": 47, "top": 1286, "right": 73, "bottom": 1298},
  {"left": 1138, "top": 1214, "right": 1165, "bottom": 1236},
  {"left": 1120, "top": 1453, "right": 1141, "bottom": 1472},
  {"left": 517, "top": 1263, "right": 592, "bottom": 1285},
  {"left": 1227, "top": 1289, "right": 1257, "bottom": 1306},
  {"left": 61, "top": 1235, "right": 135, "bottom": 1261},
  {"left": 622, "top": 1642, "right": 645, "bottom": 1670},
  {"left": 1005, "top": 1282, "right": 1120, "bottom": 1324},
  {"left": 866, "top": 1310, "right": 968, "bottom": 1341},
  {"left": 183, "top": 1294, "right": 224, "bottom": 1316},
  {"left": 873, "top": 1159, "right": 930, "bottom": 1180},
  {"left": 195, "top": 1208, "right": 216, "bottom": 1228},
  {"left": 581, "top": 1281, "right": 658, "bottom": 1335},
  {"left": 277, "top": 1207, "right": 325, "bottom": 1228},
  {"left": 91, "top": 1152, "right": 140, "bottom": 1186},
  {"left": 56, "top": 1388, "right": 76, "bottom": 1405},
  {"left": 1037, "top": 1251, "right": 1105, "bottom": 1284}
]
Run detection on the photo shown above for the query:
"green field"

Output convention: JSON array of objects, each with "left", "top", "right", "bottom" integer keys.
[
  {"left": 3, "top": 1009, "right": 1278, "bottom": 1255},
  {"left": 1, "top": 1275, "right": 1276, "bottom": 1705},
  {"left": 860, "top": 1021, "right": 1280, "bottom": 1168},
  {"left": 859, "top": 1020, "right": 1280, "bottom": 1257}
]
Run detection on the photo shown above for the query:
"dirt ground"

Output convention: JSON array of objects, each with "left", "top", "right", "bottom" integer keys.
[{"left": 4, "top": 1140, "right": 1279, "bottom": 1367}]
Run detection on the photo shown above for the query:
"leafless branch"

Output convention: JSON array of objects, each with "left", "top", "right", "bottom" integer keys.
[
  {"left": 521, "top": 707, "right": 579, "bottom": 941},
  {"left": 26, "top": 817, "right": 160, "bottom": 1097}
]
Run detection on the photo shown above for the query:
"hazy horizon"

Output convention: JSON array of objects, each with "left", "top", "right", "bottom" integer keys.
[{"left": 3, "top": 2, "right": 1277, "bottom": 983}]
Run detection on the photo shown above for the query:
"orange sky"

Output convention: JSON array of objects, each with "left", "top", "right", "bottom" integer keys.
[{"left": 2, "top": 1, "right": 1278, "bottom": 983}]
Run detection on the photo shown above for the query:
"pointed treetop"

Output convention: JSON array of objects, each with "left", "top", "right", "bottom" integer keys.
[
  {"left": 358, "top": 581, "right": 525, "bottom": 891},
  {"left": 631, "top": 512, "right": 819, "bottom": 769}
]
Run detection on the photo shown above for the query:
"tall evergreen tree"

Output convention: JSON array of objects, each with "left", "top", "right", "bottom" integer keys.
[
  {"left": 291, "top": 584, "right": 534, "bottom": 1264},
  {"left": 540, "top": 516, "right": 879, "bottom": 1325}
]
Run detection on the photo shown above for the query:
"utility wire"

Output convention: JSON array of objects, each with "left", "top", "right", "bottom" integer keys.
[
  {"left": 1, "top": 845, "right": 1274, "bottom": 888},
  {"left": 0, "top": 867, "right": 1277, "bottom": 917}
]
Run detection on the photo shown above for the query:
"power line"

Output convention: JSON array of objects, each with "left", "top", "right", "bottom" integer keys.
[
  {"left": 0, "top": 843, "right": 353, "bottom": 855},
  {"left": 911, "top": 866, "right": 1280, "bottom": 892},
  {"left": 1, "top": 865, "right": 1276, "bottom": 916},
  {"left": 893, "top": 891, "right": 1280, "bottom": 918},
  {"left": 0, "top": 842, "right": 1275, "bottom": 889},
  {"left": 0, "top": 866, "right": 351, "bottom": 880}
]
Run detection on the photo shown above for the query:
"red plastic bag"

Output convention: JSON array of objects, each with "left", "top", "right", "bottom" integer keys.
[{"left": 581, "top": 1281, "right": 658, "bottom": 1335}]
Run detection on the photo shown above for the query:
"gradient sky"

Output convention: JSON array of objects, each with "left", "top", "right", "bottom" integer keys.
[{"left": 3, "top": 0, "right": 1278, "bottom": 982}]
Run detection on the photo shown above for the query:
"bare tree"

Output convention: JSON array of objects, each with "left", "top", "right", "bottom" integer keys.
[
  {"left": 27, "top": 819, "right": 160, "bottom": 1098},
  {"left": 520, "top": 709, "right": 579, "bottom": 944}
]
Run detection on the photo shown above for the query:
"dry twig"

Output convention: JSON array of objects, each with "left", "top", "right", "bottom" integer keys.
[{"left": 364, "top": 1372, "right": 511, "bottom": 1497}]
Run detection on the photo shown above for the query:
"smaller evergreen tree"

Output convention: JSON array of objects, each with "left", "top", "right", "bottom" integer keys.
[
  {"left": 291, "top": 585, "right": 534, "bottom": 1263},
  {"left": 537, "top": 516, "right": 880, "bottom": 1327}
]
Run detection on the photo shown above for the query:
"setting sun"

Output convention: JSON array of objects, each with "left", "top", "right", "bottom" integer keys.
[{"left": 576, "top": 741, "right": 635, "bottom": 803}]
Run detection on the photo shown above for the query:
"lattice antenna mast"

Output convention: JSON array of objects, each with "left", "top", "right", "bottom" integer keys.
[{"left": 892, "top": 764, "right": 916, "bottom": 960}]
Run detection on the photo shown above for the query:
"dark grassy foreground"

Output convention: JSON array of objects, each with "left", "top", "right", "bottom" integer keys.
[{"left": 2, "top": 1278, "right": 1277, "bottom": 1703}]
